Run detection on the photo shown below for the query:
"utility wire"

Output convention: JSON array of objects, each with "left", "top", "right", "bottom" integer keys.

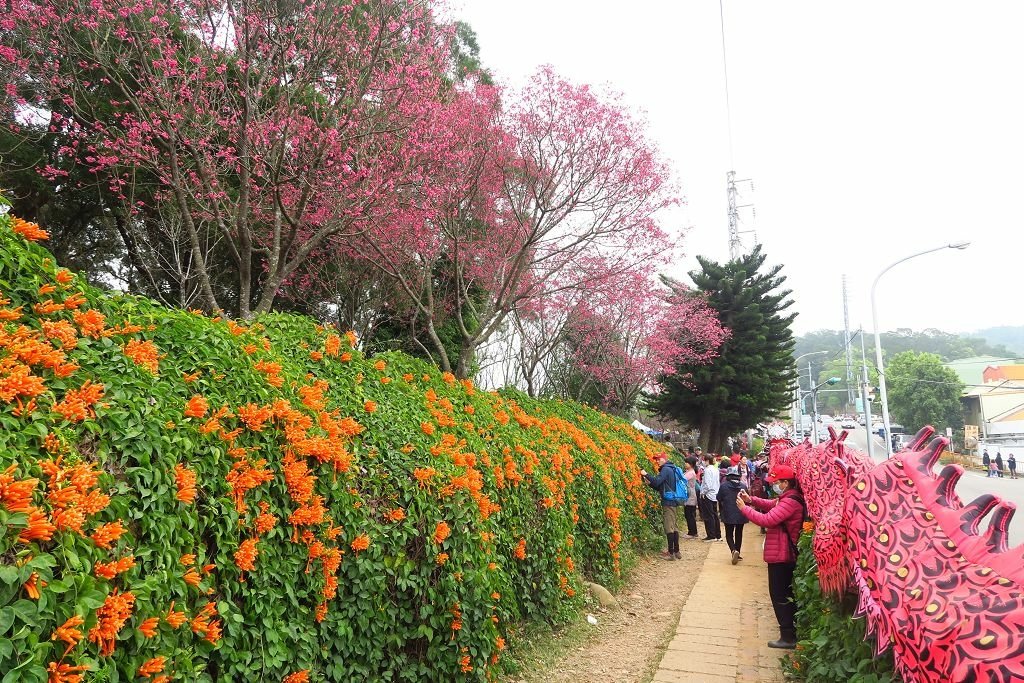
[{"left": 718, "top": 0, "right": 734, "bottom": 168}]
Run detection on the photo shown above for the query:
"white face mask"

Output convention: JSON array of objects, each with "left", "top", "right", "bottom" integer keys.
[{"left": 772, "top": 483, "right": 785, "bottom": 495}]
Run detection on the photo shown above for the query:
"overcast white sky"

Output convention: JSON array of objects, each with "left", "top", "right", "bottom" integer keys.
[{"left": 453, "top": 1, "right": 1024, "bottom": 336}]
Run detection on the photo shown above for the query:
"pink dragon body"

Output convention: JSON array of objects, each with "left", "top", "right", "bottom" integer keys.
[{"left": 771, "top": 427, "right": 1024, "bottom": 682}]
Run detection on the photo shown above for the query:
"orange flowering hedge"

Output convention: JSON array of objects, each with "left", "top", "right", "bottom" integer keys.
[{"left": 0, "top": 205, "right": 666, "bottom": 682}]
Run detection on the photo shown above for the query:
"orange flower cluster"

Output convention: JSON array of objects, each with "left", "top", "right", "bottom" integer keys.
[
  {"left": 94, "top": 554, "right": 135, "bottom": 580},
  {"left": 51, "top": 615, "right": 85, "bottom": 656},
  {"left": 514, "top": 538, "right": 527, "bottom": 560},
  {"left": 72, "top": 310, "right": 106, "bottom": 339},
  {"left": 189, "top": 601, "right": 222, "bottom": 644},
  {"left": 433, "top": 522, "right": 451, "bottom": 544},
  {"left": 234, "top": 538, "right": 259, "bottom": 573},
  {"left": 254, "top": 501, "right": 278, "bottom": 535},
  {"left": 90, "top": 521, "right": 126, "bottom": 550},
  {"left": 138, "top": 616, "right": 160, "bottom": 638},
  {"left": 137, "top": 656, "right": 165, "bottom": 678},
  {"left": 298, "top": 380, "right": 329, "bottom": 411},
  {"left": 324, "top": 334, "right": 341, "bottom": 357},
  {"left": 165, "top": 601, "right": 187, "bottom": 629},
  {"left": 283, "top": 671, "right": 310, "bottom": 683},
  {"left": 237, "top": 403, "right": 273, "bottom": 431},
  {"left": 184, "top": 394, "right": 209, "bottom": 418},
  {"left": 12, "top": 216, "right": 49, "bottom": 241},
  {"left": 88, "top": 590, "right": 135, "bottom": 656},
  {"left": 122, "top": 339, "right": 160, "bottom": 373},
  {"left": 46, "top": 662, "right": 89, "bottom": 683},
  {"left": 174, "top": 463, "right": 198, "bottom": 504},
  {"left": 350, "top": 533, "right": 370, "bottom": 552},
  {"left": 253, "top": 359, "right": 284, "bottom": 387},
  {"left": 52, "top": 380, "right": 104, "bottom": 422},
  {"left": 225, "top": 458, "right": 274, "bottom": 513},
  {"left": 384, "top": 507, "right": 405, "bottom": 522}
]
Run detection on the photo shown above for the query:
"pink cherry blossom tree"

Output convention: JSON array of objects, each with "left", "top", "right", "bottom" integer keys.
[
  {"left": 6, "top": 0, "right": 453, "bottom": 317},
  {"left": 345, "top": 67, "right": 686, "bottom": 378},
  {"left": 562, "top": 272, "right": 728, "bottom": 415}
]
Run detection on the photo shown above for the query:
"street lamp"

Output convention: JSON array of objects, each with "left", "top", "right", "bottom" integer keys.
[
  {"left": 872, "top": 242, "right": 970, "bottom": 457},
  {"left": 810, "top": 377, "right": 841, "bottom": 445},
  {"left": 793, "top": 351, "right": 828, "bottom": 436}
]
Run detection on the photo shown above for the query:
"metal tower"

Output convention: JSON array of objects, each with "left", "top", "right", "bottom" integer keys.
[
  {"left": 726, "top": 172, "right": 755, "bottom": 261},
  {"left": 842, "top": 275, "right": 854, "bottom": 408}
]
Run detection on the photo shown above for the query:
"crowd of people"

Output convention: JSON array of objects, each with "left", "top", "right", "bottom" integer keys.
[{"left": 641, "top": 446, "right": 804, "bottom": 650}]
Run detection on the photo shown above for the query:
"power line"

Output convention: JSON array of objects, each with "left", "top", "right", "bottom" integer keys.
[{"left": 718, "top": 0, "right": 734, "bottom": 168}]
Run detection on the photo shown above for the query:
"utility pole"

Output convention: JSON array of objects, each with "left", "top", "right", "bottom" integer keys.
[
  {"left": 842, "top": 275, "right": 854, "bottom": 410},
  {"left": 860, "top": 327, "right": 875, "bottom": 460}
]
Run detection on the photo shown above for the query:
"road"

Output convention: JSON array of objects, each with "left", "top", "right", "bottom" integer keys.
[{"left": 832, "top": 424, "right": 1024, "bottom": 548}]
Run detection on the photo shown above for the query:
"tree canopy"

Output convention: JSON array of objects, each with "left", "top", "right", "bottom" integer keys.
[{"left": 886, "top": 351, "right": 965, "bottom": 434}]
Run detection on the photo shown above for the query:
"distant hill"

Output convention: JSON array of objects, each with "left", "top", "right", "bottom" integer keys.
[
  {"left": 973, "top": 326, "right": 1024, "bottom": 356},
  {"left": 795, "top": 328, "right": 1016, "bottom": 364}
]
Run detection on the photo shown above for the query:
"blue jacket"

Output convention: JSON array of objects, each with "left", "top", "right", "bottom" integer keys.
[{"left": 644, "top": 463, "right": 683, "bottom": 507}]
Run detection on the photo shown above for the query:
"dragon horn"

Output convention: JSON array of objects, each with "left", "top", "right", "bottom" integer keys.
[
  {"left": 910, "top": 437, "right": 948, "bottom": 476},
  {"left": 934, "top": 464, "right": 964, "bottom": 508},
  {"left": 908, "top": 425, "right": 935, "bottom": 451},
  {"left": 958, "top": 494, "right": 1000, "bottom": 536},
  {"left": 983, "top": 502, "right": 1015, "bottom": 554}
]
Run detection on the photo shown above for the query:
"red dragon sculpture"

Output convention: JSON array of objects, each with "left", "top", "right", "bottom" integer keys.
[{"left": 775, "top": 425, "right": 1024, "bottom": 682}]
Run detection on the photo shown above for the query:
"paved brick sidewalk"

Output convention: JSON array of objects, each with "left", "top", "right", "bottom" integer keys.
[{"left": 651, "top": 539, "right": 786, "bottom": 683}]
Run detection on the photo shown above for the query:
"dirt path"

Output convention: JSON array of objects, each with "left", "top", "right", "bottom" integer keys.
[{"left": 506, "top": 538, "right": 711, "bottom": 683}]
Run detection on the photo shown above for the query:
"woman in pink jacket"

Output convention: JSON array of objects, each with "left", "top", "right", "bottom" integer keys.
[{"left": 736, "top": 463, "right": 804, "bottom": 649}]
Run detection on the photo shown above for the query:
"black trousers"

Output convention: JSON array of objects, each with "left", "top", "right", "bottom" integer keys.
[
  {"left": 767, "top": 562, "right": 797, "bottom": 640},
  {"left": 698, "top": 495, "right": 721, "bottom": 539},
  {"left": 682, "top": 505, "right": 698, "bottom": 536},
  {"left": 724, "top": 523, "right": 744, "bottom": 553}
]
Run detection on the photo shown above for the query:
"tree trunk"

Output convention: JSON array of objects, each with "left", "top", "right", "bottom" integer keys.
[{"left": 698, "top": 412, "right": 714, "bottom": 452}]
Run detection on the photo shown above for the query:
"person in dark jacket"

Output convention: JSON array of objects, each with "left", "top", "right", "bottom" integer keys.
[
  {"left": 737, "top": 463, "right": 804, "bottom": 649},
  {"left": 1009, "top": 453, "right": 1017, "bottom": 479},
  {"left": 983, "top": 450, "right": 991, "bottom": 477},
  {"left": 719, "top": 467, "right": 748, "bottom": 565},
  {"left": 641, "top": 453, "right": 683, "bottom": 560},
  {"left": 995, "top": 452, "right": 1004, "bottom": 478}
]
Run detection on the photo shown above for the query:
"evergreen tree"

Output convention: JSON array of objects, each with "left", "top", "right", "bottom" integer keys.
[{"left": 648, "top": 246, "right": 796, "bottom": 452}]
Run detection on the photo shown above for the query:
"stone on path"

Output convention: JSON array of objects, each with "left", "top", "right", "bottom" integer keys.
[{"left": 586, "top": 581, "right": 619, "bottom": 609}]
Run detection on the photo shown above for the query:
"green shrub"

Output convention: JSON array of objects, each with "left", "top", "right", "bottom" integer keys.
[
  {"left": 0, "top": 209, "right": 663, "bottom": 682},
  {"left": 782, "top": 529, "right": 896, "bottom": 683}
]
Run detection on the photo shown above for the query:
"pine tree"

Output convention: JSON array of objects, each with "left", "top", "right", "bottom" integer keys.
[{"left": 649, "top": 246, "right": 797, "bottom": 452}]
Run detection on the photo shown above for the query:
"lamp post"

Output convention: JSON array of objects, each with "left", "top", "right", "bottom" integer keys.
[
  {"left": 810, "top": 377, "right": 841, "bottom": 445},
  {"left": 872, "top": 242, "right": 970, "bottom": 457},
  {"left": 793, "top": 351, "right": 827, "bottom": 437}
]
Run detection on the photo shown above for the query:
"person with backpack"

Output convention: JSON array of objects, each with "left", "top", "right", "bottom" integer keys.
[
  {"left": 983, "top": 450, "right": 992, "bottom": 477},
  {"left": 641, "top": 453, "right": 687, "bottom": 560},
  {"left": 736, "top": 463, "right": 805, "bottom": 649},
  {"left": 719, "top": 466, "right": 748, "bottom": 564}
]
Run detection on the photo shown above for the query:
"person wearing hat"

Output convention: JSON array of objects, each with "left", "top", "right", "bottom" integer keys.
[
  {"left": 640, "top": 453, "right": 685, "bottom": 560},
  {"left": 718, "top": 466, "right": 748, "bottom": 564},
  {"left": 736, "top": 463, "right": 805, "bottom": 649}
]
